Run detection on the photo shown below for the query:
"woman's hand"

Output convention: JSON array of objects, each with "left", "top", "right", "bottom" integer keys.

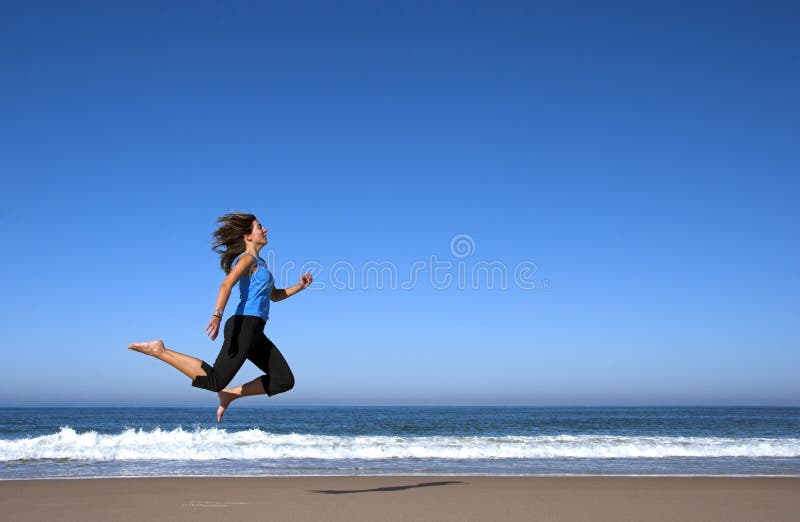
[
  {"left": 206, "top": 315, "right": 221, "bottom": 341},
  {"left": 299, "top": 272, "right": 313, "bottom": 289}
]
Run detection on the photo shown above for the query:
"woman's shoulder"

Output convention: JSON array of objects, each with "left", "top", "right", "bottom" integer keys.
[{"left": 231, "top": 252, "right": 258, "bottom": 268}]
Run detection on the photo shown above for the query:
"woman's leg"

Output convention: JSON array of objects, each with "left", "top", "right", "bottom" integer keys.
[
  {"left": 216, "top": 334, "right": 294, "bottom": 422},
  {"left": 127, "top": 340, "right": 207, "bottom": 380},
  {"left": 190, "top": 315, "right": 257, "bottom": 392},
  {"left": 250, "top": 335, "right": 295, "bottom": 396},
  {"left": 128, "top": 316, "right": 255, "bottom": 391}
]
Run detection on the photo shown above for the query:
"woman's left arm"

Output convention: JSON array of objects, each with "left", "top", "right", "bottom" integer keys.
[{"left": 271, "top": 273, "right": 313, "bottom": 302}]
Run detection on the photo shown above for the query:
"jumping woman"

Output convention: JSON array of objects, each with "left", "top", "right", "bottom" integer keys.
[{"left": 128, "top": 212, "right": 312, "bottom": 422}]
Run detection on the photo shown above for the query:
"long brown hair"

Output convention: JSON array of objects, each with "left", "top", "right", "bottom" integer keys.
[{"left": 211, "top": 212, "right": 257, "bottom": 274}]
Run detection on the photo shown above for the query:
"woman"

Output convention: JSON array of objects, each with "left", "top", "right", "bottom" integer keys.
[{"left": 128, "top": 212, "right": 312, "bottom": 422}]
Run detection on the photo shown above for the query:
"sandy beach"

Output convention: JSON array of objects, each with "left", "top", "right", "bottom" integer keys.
[{"left": 1, "top": 476, "right": 797, "bottom": 521}]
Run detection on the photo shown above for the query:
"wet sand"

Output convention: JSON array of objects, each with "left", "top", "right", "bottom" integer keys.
[{"left": 1, "top": 476, "right": 798, "bottom": 521}]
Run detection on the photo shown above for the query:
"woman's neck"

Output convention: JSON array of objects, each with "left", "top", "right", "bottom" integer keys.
[{"left": 245, "top": 245, "right": 263, "bottom": 258}]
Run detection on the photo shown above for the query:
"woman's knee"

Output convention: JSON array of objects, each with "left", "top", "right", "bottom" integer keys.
[
  {"left": 193, "top": 377, "right": 227, "bottom": 392},
  {"left": 261, "top": 372, "right": 294, "bottom": 396},
  {"left": 210, "top": 381, "right": 228, "bottom": 393},
  {"left": 192, "top": 366, "right": 234, "bottom": 393}
]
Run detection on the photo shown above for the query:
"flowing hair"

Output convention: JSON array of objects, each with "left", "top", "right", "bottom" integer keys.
[{"left": 211, "top": 212, "right": 257, "bottom": 274}]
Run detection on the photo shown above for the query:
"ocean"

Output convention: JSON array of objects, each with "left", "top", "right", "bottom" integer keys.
[{"left": 1, "top": 406, "right": 798, "bottom": 479}]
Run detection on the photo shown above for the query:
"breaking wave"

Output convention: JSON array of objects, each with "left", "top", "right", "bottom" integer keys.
[{"left": 2, "top": 427, "right": 799, "bottom": 461}]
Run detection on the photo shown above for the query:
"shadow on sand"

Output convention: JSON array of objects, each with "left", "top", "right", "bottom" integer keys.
[{"left": 310, "top": 480, "right": 465, "bottom": 495}]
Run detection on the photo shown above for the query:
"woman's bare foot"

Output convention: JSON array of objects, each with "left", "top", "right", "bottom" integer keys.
[
  {"left": 127, "top": 340, "right": 166, "bottom": 357},
  {"left": 217, "top": 389, "right": 239, "bottom": 423}
]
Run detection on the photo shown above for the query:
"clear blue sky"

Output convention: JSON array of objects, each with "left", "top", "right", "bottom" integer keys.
[{"left": 1, "top": 1, "right": 797, "bottom": 406}]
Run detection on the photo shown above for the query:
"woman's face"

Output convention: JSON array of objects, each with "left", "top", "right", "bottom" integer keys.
[{"left": 248, "top": 219, "right": 268, "bottom": 246}]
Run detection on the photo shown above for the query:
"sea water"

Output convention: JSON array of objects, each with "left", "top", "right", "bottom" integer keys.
[{"left": 1, "top": 406, "right": 798, "bottom": 479}]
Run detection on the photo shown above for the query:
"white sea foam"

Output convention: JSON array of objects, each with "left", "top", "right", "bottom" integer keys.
[{"left": 1, "top": 427, "right": 799, "bottom": 461}]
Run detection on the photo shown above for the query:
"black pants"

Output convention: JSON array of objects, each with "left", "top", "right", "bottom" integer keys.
[{"left": 192, "top": 315, "right": 294, "bottom": 396}]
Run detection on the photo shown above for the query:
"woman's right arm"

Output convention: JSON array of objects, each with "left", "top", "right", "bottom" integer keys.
[{"left": 205, "top": 255, "right": 256, "bottom": 340}]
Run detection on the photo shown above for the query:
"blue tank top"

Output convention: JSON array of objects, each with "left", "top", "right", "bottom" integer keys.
[{"left": 232, "top": 252, "right": 274, "bottom": 321}]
